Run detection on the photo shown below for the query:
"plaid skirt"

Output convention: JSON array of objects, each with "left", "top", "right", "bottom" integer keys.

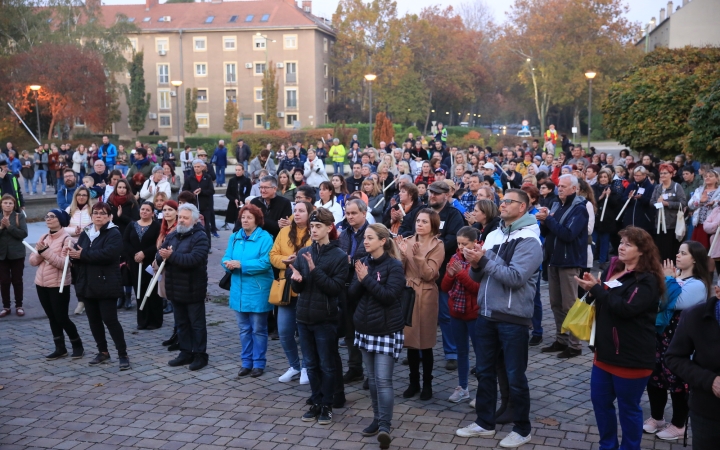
[{"left": 355, "top": 331, "right": 405, "bottom": 361}]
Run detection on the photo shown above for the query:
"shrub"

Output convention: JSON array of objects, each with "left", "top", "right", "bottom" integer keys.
[{"left": 230, "top": 128, "right": 358, "bottom": 160}]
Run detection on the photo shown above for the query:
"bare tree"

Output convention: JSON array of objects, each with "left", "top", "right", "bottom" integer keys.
[{"left": 456, "top": 0, "right": 494, "bottom": 33}]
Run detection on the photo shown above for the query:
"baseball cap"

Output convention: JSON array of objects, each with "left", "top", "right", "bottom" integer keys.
[
  {"left": 428, "top": 181, "right": 450, "bottom": 194},
  {"left": 482, "top": 162, "right": 495, "bottom": 170},
  {"left": 434, "top": 168, "right": 446, "bottom": 175}
]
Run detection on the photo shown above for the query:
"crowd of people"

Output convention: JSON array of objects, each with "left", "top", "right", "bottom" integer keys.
[{"left": 1, "top": 132, "right": 719, "bottom": 450}]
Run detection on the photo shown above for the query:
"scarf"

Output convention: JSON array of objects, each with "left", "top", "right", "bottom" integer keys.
[
  {"left": 447, "top": 252, "right": 471, "bottom": 314},
  {"left": 110, "top": 194, "right": 128, "bottom": 208},
  {"left": 390, "top": 202, "right": 412, "bottom": 235}
]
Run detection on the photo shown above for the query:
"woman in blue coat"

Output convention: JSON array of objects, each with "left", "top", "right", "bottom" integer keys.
[{"left": 222, "top": 203, "right": 274, "bottom": 378}]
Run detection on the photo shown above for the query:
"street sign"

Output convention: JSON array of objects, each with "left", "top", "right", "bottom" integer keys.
[{"left": 572, "top": 127, "right": 578, "bottom": 134}]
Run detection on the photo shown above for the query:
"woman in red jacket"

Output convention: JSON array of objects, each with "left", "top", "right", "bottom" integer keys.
[{"left": 440, "top": 226, "right": 480, "bottom": 404}]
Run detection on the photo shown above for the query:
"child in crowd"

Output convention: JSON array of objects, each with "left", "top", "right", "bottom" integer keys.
[
  {"left": 416, "top": 181, "right": 428, "bottom": 205},
  {"left": 82, "top": 176, "right": 102, "bottom": 200}
]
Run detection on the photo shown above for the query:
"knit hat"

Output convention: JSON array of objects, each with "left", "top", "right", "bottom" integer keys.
[{"left": 49, "top": 209, "right": 71, "bottom": 227}]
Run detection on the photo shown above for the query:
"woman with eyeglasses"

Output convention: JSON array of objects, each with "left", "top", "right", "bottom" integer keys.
[
  {"left": 650, "top": 164, "right": 687, "bottom": 261},
  {"left": 64, "top": 186, "right": 94, "bottom": 314},
  {"left": 0, "top": 194, "right": 28, "bottom": 318},
  {"left": 124, "top": 201, "right": 162, "bottom": 330},
  {"left": 67, "top": 202, "right": 129, "bottom": 370},
  {"left": 688, "top": 169, "right": 720, "bottom": 250},
  {"left": 30, "top": 208, "right": 83, "bottom": 359}
]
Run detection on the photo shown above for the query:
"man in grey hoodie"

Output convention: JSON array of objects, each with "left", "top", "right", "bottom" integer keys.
[{"left": 455, "top": 189, "right": 542, "bottom": 449}]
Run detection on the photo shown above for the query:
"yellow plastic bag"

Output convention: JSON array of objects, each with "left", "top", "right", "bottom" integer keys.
[{"left": 561, "top": 294, "right": 596, "bottom": 342}]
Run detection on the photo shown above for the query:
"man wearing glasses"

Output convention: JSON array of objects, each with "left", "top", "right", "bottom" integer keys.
[
  {"left": 247, "top": 176, "right": 292, "bottom": 239},
  {"left": 57, "top": 168, "right": 78, "bottom": 210}
]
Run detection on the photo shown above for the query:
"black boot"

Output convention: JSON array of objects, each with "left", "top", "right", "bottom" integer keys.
[
  {"left": 46, "top": 337, "right": 67, "bottom": 360},
  {"left": 403, "top": 373, "right": 421, "bottom": 398},
  {"left": 420, "top": 375, "right": 433, "bottom": 401},
  {"left": 163, "top": 299, "right": 174, "bottom": 314},
  {"left": 116, "top": 293, "right": 125, "bottom": 309},
  {"left": 124, "top": 291, "right": 133, "bottom": 310},
  {"left": 496, "top": 401, "right": 513, "bottom": 424},
  {"left": 162, "top": 330, "right": 178, "bottom": 346},
  {"left": 70, "top": 338, "right": 84, "bottom": 359}
]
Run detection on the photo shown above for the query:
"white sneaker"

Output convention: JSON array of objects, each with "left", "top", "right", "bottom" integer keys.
[
  {"left": 299, "top": 368, "right": 309, "bottom": 385},
  {"left": 469, "top": 398, "right": 476, "bottom": 408},
  {"left": 448, "top": 386, "right": 470, "bottom": 403},
  {"left": 74, "top": 302, "right": 85, "bottom": 315},
  {"left": 643, "top": 417, "right": 666, "bottom": 434},
  {"left": 656, "top": 424, "right": 684, "bottom": 440},
  {"left": 499, "top": 431, "right": 532, "bottom": 448},
  {"left": 456, "top": 423, "right": 495, "bottom": 438},
  {"left": 278, "top": 367, "right": 301, "bottom": 383}
]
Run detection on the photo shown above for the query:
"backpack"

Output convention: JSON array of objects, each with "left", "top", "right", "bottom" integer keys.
[{"left": 656, "top": 276, "right": 682, "bottom": 333}]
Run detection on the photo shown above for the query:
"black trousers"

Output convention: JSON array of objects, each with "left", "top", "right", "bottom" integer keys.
[
  {"left": 344, "top": 299, "right": 363, "bottom": 372},
  {"left": 131, "top": 263, "right": 163, "bottom": 329},
  {"left": 647, "top": 384, "right": 689, "bottom": 428},
  {"left": 172, "top": 300, "right": 207, "bottom": 357},
  {"left": 37, "top": 286, "right": 80, "bottom": 346},
  {"left": 691, "top": 411, "right": 720, "bottom": 450},
  {"left": 200, "top": 208, "right": 214, "bottom": 243},
  {"left": 0, "top": 258, "right": 24, "bottom": 308},
  {"left": 83, "top": 296, "right": 127, "bottom": 356},
  {"left": 408, "top": 348, "right": 434, "bottom": 383}
]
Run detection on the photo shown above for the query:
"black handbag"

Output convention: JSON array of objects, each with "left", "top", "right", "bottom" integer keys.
[
  {"left": 219, "top": 272, "right": 231, "bottom": 291},
  {"left": 400, "top": 285, "right": 415, "bottom": 327}
]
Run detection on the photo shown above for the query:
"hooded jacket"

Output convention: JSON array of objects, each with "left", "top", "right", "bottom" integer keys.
[
  {"left": 350, "top": 252, "right": 406, "bottom": 336},
  {"left": 541, "top": 193, "right": 589, "bottom": 268},
  {"left": 157, "top": 222, "right": 209, "bottom": 304},
  {"left": 471, "top": 213, "right": 542, "bottom": 326},
  {"left": 222, "top": 227, "right": 274, "bottom": 314},
  {"left": 30, "top": 229, "right": 72, "bottom": 288},
  {"left": 72, "top": 222, "right": 123, "bottom": 299}
]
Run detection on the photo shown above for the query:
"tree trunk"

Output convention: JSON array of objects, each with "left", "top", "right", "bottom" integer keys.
[{"left": 423, "top": 90, "right": 433, "bottom": 135}]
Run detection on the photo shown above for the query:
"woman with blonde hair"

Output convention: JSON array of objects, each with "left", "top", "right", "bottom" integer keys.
[{"left": 362, "top": 178, "right": 384, "bottom": 223}]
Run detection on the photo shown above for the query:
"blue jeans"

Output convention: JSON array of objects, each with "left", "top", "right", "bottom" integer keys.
[
  {"left": 531, "top": 269, "right": 543, "bottom": 337},
  {"left": 297, "top": 322, "right": 336, "bottom": 406},
  {"left": 32, "top": 169, "right": 47, "bottom": 194},
  {"left": 685, "top": 216, "right": 693, "bottom": 242},
  {"left": 591, "top": 365, "right": 649, "bottom": 450},
  {"left": 451, "top": 317, "right": 479, "bottom": 389},
  {"left": 595, "top": 231, "right": 611, "bottom": 264},
  {"left": 332, "top": 162, "right": 344, "bottom": 176},
  {"left": 23, "top": 176, "right": 31, "bottom": 194},
  {"left": 438, "top": 291, "right": 457, "bottom": 360},
  {"left": 216, "top": 165, "right": 226, "bottom": 185},
  {"left": 242, "top": 161, "right": 248, "bottom": 172},
  {"left": 473, "top": 315, "right": 531, "bottom": 437},
  {"left": 234, "top": 310, "right": 269, "bottom": 369},
  {"left": 361, "top": 349, "right": 395, "bottom": 431},
  {"left": 277, "top": 303, "right": 304, "bottom": 371}
]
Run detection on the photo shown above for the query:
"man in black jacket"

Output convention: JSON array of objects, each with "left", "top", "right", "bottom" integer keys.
[
  {"left": 245, "top": 176, "right": 292, "bottom": 239},
  {"left": 399, "top": 181, "right": 465, "bottom": 370},
  {"left": 0, "top": 160, "right": 24, "bottom": 211},
  {"left": 159, "top": 204, "right": 210, "bottom": 371},
  {"left": 235, "top": 139, "right": 251, "bottom": 171},
  {"left": 337, "top": 199, "right": 369, "bottom": 384},
  {"left": 181, "top": 159, "right": 215, "bottom": 249},
  {"left": 224, "top": 165, "right": 252, "bottom": 230},
  {"left": 346, "top": 162, "right": 364, "bottom": 193},
  {"left": 621, "top": 166, "right": 655, "bottom": 234}
]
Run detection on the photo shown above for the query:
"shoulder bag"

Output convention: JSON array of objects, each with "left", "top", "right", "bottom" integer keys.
[
  {"left": 400, "top": 285, "right": 416, "bottom": 327},
  {"left": 269, "top": 267, "right": 292, "bottom": 306}
]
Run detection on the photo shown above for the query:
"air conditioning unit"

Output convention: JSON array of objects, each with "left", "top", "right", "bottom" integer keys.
[
  {"left": 170, "top": 91, "right": 177, "bottom": 97},
  {"left": 244, "top": 63, "right": 253, "bottom": 69},
  {"left": 159, "top": 50, "right": 167, "bottom": 56},
  {"left": 148, "top": 113, "right": 157, "bottom": 119},
  {"left": 276, "top": 62, "right": 284, "bottom": 68},
  {"left": 163, "top": 16, "right": 171, "bottom": 22},
  {"left": 277, "top": 112, "right": 285, "bottom": 118}
]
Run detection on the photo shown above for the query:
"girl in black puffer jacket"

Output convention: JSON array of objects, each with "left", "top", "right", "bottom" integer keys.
[{"left": 349, "top": 224, "right": 405, "bottom": 449}]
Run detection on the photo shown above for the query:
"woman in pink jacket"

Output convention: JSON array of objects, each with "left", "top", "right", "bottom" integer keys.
[
  {"left": 29, "top": 209, "right": 84, "bottom": 360},
  {"left": 702, "top": 204, "right": 720, "bottom": 275}
]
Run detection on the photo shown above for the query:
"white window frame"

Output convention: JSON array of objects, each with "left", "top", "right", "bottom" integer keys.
[
  {"left": 254, "top": 62, "right": 266, "bottom": 76},
  {"left": 286, "top": 113, "right": 298, "bottom": 127},
  {"left": 158, "top": 114, "right": 172, "bottom": 128},
  {"left": 157, "top": 63, "right": 170, "bottom": 85},
  {"left": 285, "top": 88, "right": 298, "bottom": 109},
  {"left": 254, "top": 88, "right": 263, "bottom": 102},
  {"left": 224, "top": 62, "right": 237, "bottom": 84},
  {"left": 196, "top": 88, "right": 208, "bottom": 103},
  {"left": 225, "top": 88, "right": 237, "bottom": 103},
  {"left": 283, "top": 34, "right": 297, "bottom": 50},
  {"left": 324, "top": 88, "right": 328, "bottom": 103},
  {"left": 195, "top": 62, "right": 208, "bottom": 77},
  {"left": 323, "top": 63, "right": 328, "bottom": 78},
  {"left": 253, "top": 36, "right": 266, "bottom": 50},
  {"left": 323, "top": 38, "right": 328, "bottom": 52},
  {"left": 285, "top": 61, "right": 297, "bottom": 84},
  {"left": 254, "top": 113, "right": 265, "bottom": 128},
  {"left": 128, "top": 38, "right": 138, "bottom": 52},
  {"left": 223, "top": 36, "right": 237, "bottom": 51},
  {"left": 158, "top": 89, "right": 171, "bottom": 110},
  {"left": 193, "top": 36, "right": 207, "bottom": 52},
  {"left": 156, "top": 37, "right": 169, "bottom": 53},
  {"left": 196, "top": 113, "right": 209, "bottom": 128}
]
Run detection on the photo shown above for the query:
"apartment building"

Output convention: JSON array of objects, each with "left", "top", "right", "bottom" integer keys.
[
  {"left": 101, "top": 0, "right": 336, "bottom": 139},
  {"left": 635, "top": 0, "right": 720, "bottom": 51}
]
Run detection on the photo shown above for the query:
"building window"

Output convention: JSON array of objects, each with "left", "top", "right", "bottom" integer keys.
[
  {"left": 205, "top": 16, "right": 214, "bottom": 24},
  {"left": 253, "top": 36, "right": 266, "bottom": 50},
  {"left": 286, "top": 89, "right": 297, "bottom": 108},
  {"left": 196, "top": 113, "right": 209, "bottom": 128},
  {"left": 254, "top": 62, "right": 266, "bottom": 75},
  {"left": 260, "top": 14, "right": 270, "bottom": 22},
  {"left": 323, "top": 63, "right": 328, "bottom": 78},
  {"left": 286, "top": 114, "right": 298, "bottom": 127},
  {"left": 128, "top": 38, "right": 138, "bottom": 52},
  {"left": 283, "top": 34, "right": 297, "bottom": 49},
  {"left": 197, "top": 89, "right": 208, "bottom": 102},
  {"left": 157, "top": 64, "right": 169, "bottom": 84},
  {"left": 285, "top": 62, "right": 297, "bottom": 83},
  {"left": 254, "top": 88, "right": 263, "bottom": 102},
  {"left": 324, "top": 88, "right": 328, "bottom": 103},
  {"left": 331, "top": 89, "right": 335, "bottom": 100},
  {"left": 229, "top": 15, "right": 238, "bottom": 23},
  {"left": 324, "top": 113, "right": 328, "bottom": 124},
  {"left": 193, "top": 37, "right": 206, "bottom": 52},
  {"left": 245, "top": 14, "right": 254, "bottom": 22},
  {"left": 74, "top": 117, "right": 86, "bottom": 127},
  {"left": 226, "top": 89, "right": 237, "bottom": 103},
  {"left": 225, "top": 63, "right": 237, "bottom": 83},
  {"left": 195, "top": 63, "right": 207, "bottom": 76},
  {"left": 223, "top": 36, "right": 236, "bottom": 50},
  {"left": 159, "top": 114, "right": 171, "bottom": 128},
  {"left": 323, "top": 38, "right": 328, "bottom": 52},
  {"left": 254, "top": 113, "right": 265, "bottom": 128},
  {"left": 158, "top": 90, "right": 171, "bottom": 110},
  {"left": 156, "top": 38, "right": 169, "bottom": 53}
]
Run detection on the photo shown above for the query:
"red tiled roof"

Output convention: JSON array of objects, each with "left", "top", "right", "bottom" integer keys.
[{"left": 100, "top": 0, "right": 334, "bottom": 34}]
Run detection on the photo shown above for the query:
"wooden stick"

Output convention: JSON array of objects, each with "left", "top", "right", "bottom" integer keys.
[
  {"left": 22, "top": 241, "right": 38, "bottom": 254},
  {"left": 600, "top": 195, "right": 609, "bottom": 222},
  {"left": 616, "top": 190, "right": 635, "bottom": 221},
  {"left": 140, "top": 260, "right": 165, "bottom": 311},
  {"left": 58, "top": 255, "right": 70, "bottom": 293},
  {"left": 709, "top": 226, "right": 720, "bottom": 256},
  {"left": 137, "top": 263, "right": 143, "bottom": 302}
]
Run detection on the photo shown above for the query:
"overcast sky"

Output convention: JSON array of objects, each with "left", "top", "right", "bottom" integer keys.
[{"left": 103, "top": 0, "right": 662, "bottom": 27}]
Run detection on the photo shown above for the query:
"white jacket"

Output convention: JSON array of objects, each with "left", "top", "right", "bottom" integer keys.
[
  {"left": 315, "top": 198, "right": 343, "bottom": 224},
  {"left": 72, "top": 151, "right": 87, "bottom": 173},
  {"left": 304, "top": 158, "right": 328, "bottom": 187},
  {"left": 140, "top": 178, "right": 171, "bottom": 202},
  {"left": 64, "top": 205, "right": 92, "bottom": 238}
]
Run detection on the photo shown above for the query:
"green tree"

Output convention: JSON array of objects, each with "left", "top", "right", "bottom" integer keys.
[
  {"left": 223, "top": 100, "right": 239, "bottom": 133},
  {"left": 122, "top": 51, "right": 151, "bottom": 136},
  {"left": 684, "top": 79, "right": 720, "bottom": 161},
  {"left": 602, "top": 47, "right": 720, "bottom": 159},
  {"left": 262, "top": 63, "right": 279, "bottom": 130},
  {"left": 0, "top": 0, "right": 52, "bottom": 56},
  {"left": 184, "top": 87, "right": 198, "bottom": 135},
  {"left": 386, "top": 69, "right": 429, "bottom": 126},
  {"left": 104, "top": 79, "right": 122, "bottom": 132}
]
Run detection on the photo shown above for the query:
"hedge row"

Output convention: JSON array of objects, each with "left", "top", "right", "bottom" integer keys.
[{"left": 230, "top": 129, "right": 359, "bottom": 160}]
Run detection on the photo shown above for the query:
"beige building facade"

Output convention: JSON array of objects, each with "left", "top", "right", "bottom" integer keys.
[
  {"left": 102, "top": 0, "right": 335, "bottom": 140},
  {"left": 635, "top": 0, "right": 720, "bottom": 51}
]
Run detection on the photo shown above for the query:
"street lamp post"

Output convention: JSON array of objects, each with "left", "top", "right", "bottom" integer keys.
[
  {"left": 29, "top": 85, "right": 41, "bottom": 141},
  {"left": 585, "top": 71, "right": 596, "bottom": 150},
  {"left": 256, "top": 33, "right": 276, "bottom": 130},
  {"left": 171, "top": 80, "right": 183, "bottom": 152},
  {"left": 364, "top": 74, "right": 376, "bottom": 145},
  {"left": 644, "top": 18, "right": 656, "bottom": 53}
]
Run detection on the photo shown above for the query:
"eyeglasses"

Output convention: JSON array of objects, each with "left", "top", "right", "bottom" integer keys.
[
  {"left": 259, "top": 186, "right": 275, "bottom": 190},
  {"left": 44, "top": 214, "right": 57, "bottom": 220},
  {"left": 498, "top": 199, "right": 523, "bottom": 206},
  {"left": 659, "top": 172, "right": 671, "bottom": 175},
  {"left": 92, "top": 211, "right": 108, "bottom": 216}
]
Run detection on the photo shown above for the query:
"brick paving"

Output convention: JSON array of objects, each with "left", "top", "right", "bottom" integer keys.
[{"left": 0, "top": 221, "right": 691, "bottom": 449}]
